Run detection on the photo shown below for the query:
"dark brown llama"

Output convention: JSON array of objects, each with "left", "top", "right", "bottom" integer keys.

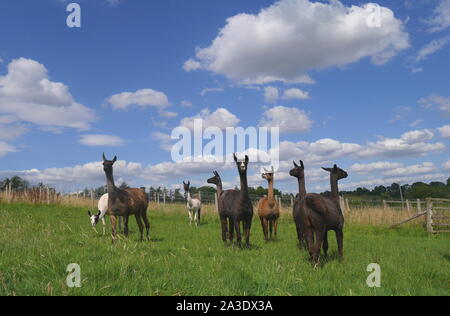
[
  {"left": 289, "top": 160, "right": 307, "bottom": 248},
  {"left": 207, "top": 170, "right": 235, "bottom": 243},
  {"left": 102, "top": 154, "right": 150, "bottom": 242},
  {"left": 256, "top": 167, "right": 280, "bottom": 241},
  {"left": 296, "top": 164, "right": 347, "bottom": 265}
]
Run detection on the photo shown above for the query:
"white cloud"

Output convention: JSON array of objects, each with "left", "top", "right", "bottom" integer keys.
[
  {"left": 400, "top": 129, "right": 434, "bottom": 144},
  {"left": 443, "top": 159, "right": 450, "bottom": 170},
  {"left": 426, "top": 0, "right": 450, "bottom": 32},
  {"left": 414, "top": 36, "right": 450, "bottom": 63},
  {"left": 79, "top": 134, "right": 126, "bottom": 147},
  {"left": 259, "top": 106, "right": 312, "bottom": 134},
  {"left": 282, "top": 88, "right": 310, "bottom": 100},
  {"left": 107, "top": 89, "right": 170, "bottom": 110},
  {"left": 350, "top": 161, "right": 404, "bottom": 174},
  {"left": 185, "top": 0, "right": 409, "bottom": 84},
  {"left": 0, "top": 58, "right": 96, "bottom": 130},
  {"left": 200, "top": 87, "right": 224, "bottom": 96},
  {"left": 0, "top": 141, "right": 16, "bottom": 157},
  {"left": 358, "top": 137, "right": 445, "bottom": 158},
  {"left": 264, "top": 86, "right": 279, "bottom": 103},
  {"left": 419, "top": 94, "right": 450, "bottom": 115},
  {"left": 180, "top": 108, "right": 240, "bottom": 130},
  {"left": 0, "top": 123, "right": 28, "bottom": 141},
  {"left": 438, "top": 125, "right": 450, "bottom": 138}
]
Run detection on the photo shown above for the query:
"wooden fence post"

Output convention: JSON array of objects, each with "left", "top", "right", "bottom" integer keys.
[
  {"left": 339, "top": 196, "right": 346, "bottom": 215},
  {"left": 417, "top": 199, "right": 422, "bottom": 213},
  {"left": 290, "top": 196, "right": 294, "bottom": 208},
  {"left": 426, "top": 199, "right": 433, "bottom": 233},
  {"left": 406, "top": 200, "right": 411, "bottom": 212},
  {"left": 383, "top": 200, "right": 387, "bottom": 210},
  {"left": 345, "top": 198, "right": 350, "bottom": 212},
  {"left": 163, "top": 192, "right": 166, "bottom": 205}
]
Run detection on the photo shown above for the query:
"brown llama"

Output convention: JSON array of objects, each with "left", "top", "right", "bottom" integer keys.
[
  {"left": 256, "top": 167, "right": 280, "bottom": 241},
  {"left": 296, "top": 164, "right": 347, "bottom": 265},
  {"left": 289, "top": 160, "right": 307, "bottom": 248},
  {"left": 102, "top": 154, "right": 150, "bottom": 242}
]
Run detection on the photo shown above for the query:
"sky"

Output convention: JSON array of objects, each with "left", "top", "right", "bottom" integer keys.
[{"left": 0, "top": 0, "right": 449, "bottom": 193}]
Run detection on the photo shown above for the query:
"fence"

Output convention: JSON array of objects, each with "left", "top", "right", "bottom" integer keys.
[{"left": 426, "top": 198, "right": 450, "bottom": 234}]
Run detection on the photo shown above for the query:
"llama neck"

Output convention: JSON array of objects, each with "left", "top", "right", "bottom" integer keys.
[
  {"left": 267, "top": 179, "right": 274, "bottom": 201},
  {"left": 105, "top": 169, "right": 117, "bottom": 197},
  {"left": 239, "top": 172, "right": 249, "bottom": 198},
  {"left": 298, "top": 177, "right": 306, "bottom": 199},
  {"left": 186, "top": 191, "right": 192, "bottom": 202},
  {"left": 330, "top": 174, "right": 339, "bottom": 201},
  {"left": 216, "top": 181, "right": 223, "bottom": 197}
]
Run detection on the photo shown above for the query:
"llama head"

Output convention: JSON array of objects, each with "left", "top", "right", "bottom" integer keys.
[
  {"left": 290, "top": 160, "right": 305, "bottom": 179},
  {"left": 102, "top": 153, "right": 117, "bottom": 172},
  {"left": 183, "top": 181, "right": 191, "bottom": 193},
  {"left": 88, "top": 210, "right": 101, "bottom": 227},
  {"left": 322, "top": 164, "right": 348, "bottom": 180},
  {"left": 262, "top": 166, "right": 274, "bottom": 182},
  {"left": 207, "top": 171, "right": 221, "bottom": 186},
  {"left": 233, "top": 153, "right": 249, "bottom": 175}
]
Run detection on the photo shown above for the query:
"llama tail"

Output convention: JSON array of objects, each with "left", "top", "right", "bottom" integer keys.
[{"left": 305, "top": 195, "right": 327, "bottom": 216}]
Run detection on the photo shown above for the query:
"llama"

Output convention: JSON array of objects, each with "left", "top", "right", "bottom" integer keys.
[
  {"left": 231, "top": 153, "right": 254, "bottom": 247},
  {"left": 102, "top": 154, "right": 150, "bottom": 242},
  {"left": 257, "top": 167, "right": 280, "bottom": 241},
  {"left": 183, "top": 181, "right": 202, "bottom": 226},
  {"left": 289, "top": 160, "right": 307, "bottom": 248},
  {"left": 88, "top": 193, "right": 122, "bottom": 235},
  {"left": 296, "top": 164, "right": 347, "bottom": 265},
  {"left": 207, "top": 170, "right": 238, "bottom": 244}
]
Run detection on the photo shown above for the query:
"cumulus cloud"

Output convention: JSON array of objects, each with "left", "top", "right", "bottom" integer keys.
[
  {"left": 184, "top": 0, "right": 409, "bottom": 84},
  {"left": 0, "top": 58, "right": 96, "bottom": 130},
  {"left": 179, "top": 108, "right": 240, "bottom": 130},
  {"left": 400, "top": 129, "right": 434, "bottom": 144},
  {"left": 282, "top": 88, "right": 310, "bottom": 100},
  {"left": 259, "top": 106, "right": 312, "bottom": 134},
  {"left": 426, "top": 0, "right": 450, "bottom": 32},
  {"left": 107, "top": 89, "right": 170, "bottom": 110},
  {"left": 358, "top": 137, "right": 445, "bottom": 158},
  {"left": 438, "top": 125, "right": 450, "bottom": 138},
  {"left": 0, "top": 141, "right": 16, "bottom": 157},
  {"left": 442, "top": 159, "right": 450, "bottom": 170},
  {"left": 79, "top": 134, "right": 126, "bottom": 147}
]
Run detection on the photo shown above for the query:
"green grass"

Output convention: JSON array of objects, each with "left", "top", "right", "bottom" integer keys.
[{"left": 0, "top": 202, "right": 449, "bottom": 296}]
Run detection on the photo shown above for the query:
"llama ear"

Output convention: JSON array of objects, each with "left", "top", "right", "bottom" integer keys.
[
  {"left": 322, "top": 167, "right": 332, "bottom": 172},
  {"left": 102, "top": 153, "right": 107, "bottom": 162},
  {"left": 333, "top": 164, "right": 338, "bottom": 172},
  {"left": 233, "top": 153, "right": 238, "bottom": 162},
  {"left": 88, "top": 211, "right": 92, "bottom": 217},
  {"left": 245, "top": 155, "right": 249, "bottom": 163},
  {"left": 293, "top": 161, "right": 298, "bottom": 167},
  {"left": 112, "top": 156, "right": 117, "bottom": 163},
  {"left": 300, "top": 160, "right": 304, "bottom": 168}
]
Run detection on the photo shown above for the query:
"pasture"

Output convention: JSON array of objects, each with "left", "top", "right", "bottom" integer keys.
[{"left": 0, "top": 202, "right": 449, "bottom": 296}]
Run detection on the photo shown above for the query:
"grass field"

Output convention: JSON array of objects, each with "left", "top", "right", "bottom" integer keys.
[{"left": 0, "top": 202, "right": 449, "bottom": 296}]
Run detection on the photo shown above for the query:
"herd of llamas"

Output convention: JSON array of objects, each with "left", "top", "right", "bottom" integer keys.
[{"left": 89, "top": 153, "right": 348, "bottom": 265}]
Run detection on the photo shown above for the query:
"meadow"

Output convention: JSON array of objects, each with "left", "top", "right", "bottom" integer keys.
[{"left": 0, "top": 202, "right": 449, "bottom": 296}]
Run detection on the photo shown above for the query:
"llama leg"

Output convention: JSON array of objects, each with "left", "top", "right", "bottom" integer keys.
[
  {"left": 135, "top": 214, "right": 144, "bottom": 242},
  {"left": 269, "top": 220, "right": 274, "bottom": 240},
  {"left": 228, "top": 218, "right": 234, "bottom": 242},
  {"left": 142, "top": 211, "right": 150, "bottom": 241},
  {"left": 118, "top": 216, "right": 123, "bottom": 234},
  {"left": 123, "top": 215, "right": 130, "bottom": 237},
  {"left": 336, "top": 229, "right": 344, "bottom": 259},
  {"left": 260, "top": 217, "right": 268, "bottom": 241},
  {"left": 274, "top": 219, "right": 278, "bottom": 240},
  {"left": 305, "top": 229, "right": 315, "bottom": 260},
  {"left": 234, "top": 220, "right": 242, "bottom": 247},
  {"left": 244, "top": 219, "right": 252, "bottom": 247},
  {"left": 312, "top": 229, "right": 325, "bottom": 266},
  {"left": 110, "top": 215, "right": 118, "bottom": 243},
  {"left": 194, "top": 210, "right": 199, "bottom": 226},
  {"left": 102, "top": 217, "right": 106, "bottom": 236},
  {"left": 323, "top": 230, "right": 329, "bottom": 257},
  {"left": 198, "top": 208, "right": 201, "bottom": 225},
  {"left": 188, "top": 210, "right": 193, "bottom": 225},
  {"left": 220, "top": 217, "right": 228, "bottom": 243}
]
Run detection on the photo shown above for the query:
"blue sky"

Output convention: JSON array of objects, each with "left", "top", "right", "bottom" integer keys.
[{"left": 0, "top": 0, "right": 449, "bottom": 193}]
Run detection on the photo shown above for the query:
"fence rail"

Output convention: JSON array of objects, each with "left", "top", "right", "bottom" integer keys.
[{"left": 426, "top": 198, "right": 450, "bottom": 234}]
